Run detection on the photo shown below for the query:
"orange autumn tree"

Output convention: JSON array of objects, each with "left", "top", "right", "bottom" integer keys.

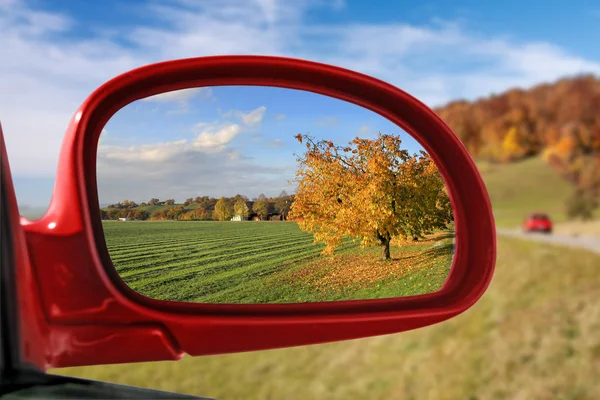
[{"left": 288, "top": 133, "right": 453, "bottom": 260}]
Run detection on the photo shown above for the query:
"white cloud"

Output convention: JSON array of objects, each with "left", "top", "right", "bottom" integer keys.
[
  {"left": 99, "top": 105, "right": 267, "bottom": 163},
  {"left": 192, "top": 123, "right": 242, "bottom": 149},
  {"left": 100, "top": 140, "right": 189, "bottom": 162},
  {"left": 98, "top": 122, "right": 242, "bottom": 164},
  {"left": 241, "top": 106, "right": 267, "bottom": 127},
  {"left": 97, "top": 143, "right": 296, "bottom": 203},
  {"left": 221, "top": 106, "right": 267, "bottom": 128}
]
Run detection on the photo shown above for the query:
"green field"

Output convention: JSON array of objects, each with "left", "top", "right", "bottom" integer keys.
[
  {"left": 54, "top": 237, "right": 600, "bottom": 399},
  {"left": 104, "top": 220, "right": 454, "bottom": 303},
  {"left": 477, "top": 157, "right": 575, "bottom": 228}
]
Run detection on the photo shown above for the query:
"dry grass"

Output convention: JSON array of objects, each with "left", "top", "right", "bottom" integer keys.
[
  {"left": 52, "top": 237, "right": 600, "bottom": 399},
  {"left": 477, "top": 157, "right": 575, "bottom": 228},
  {"left": 553, "top": 219, "right": 600, "bottom": 238}
]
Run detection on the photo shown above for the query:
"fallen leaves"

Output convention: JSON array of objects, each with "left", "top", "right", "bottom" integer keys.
[{"left": 284, "top": 234, "right": 454, "bottom": 294}]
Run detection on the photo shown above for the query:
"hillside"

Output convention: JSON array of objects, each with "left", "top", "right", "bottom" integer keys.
[
  {"left": 434, "top": 74, "right": 600, "bottom": 163},
  {"left": 478, "top": 157, "right": 573, "bottom": 227},
  {"left": 435, "top": 74, "right": 600, "bottom": 223}
]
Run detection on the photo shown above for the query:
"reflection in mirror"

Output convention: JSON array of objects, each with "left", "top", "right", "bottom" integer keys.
[{"left": 97, "top": 86, "right": 455, "bottom": 304}]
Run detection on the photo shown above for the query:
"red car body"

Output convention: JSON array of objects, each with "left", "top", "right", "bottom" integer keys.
[{"left": 523, "top": 213, "right": 553, "bottom": 233}]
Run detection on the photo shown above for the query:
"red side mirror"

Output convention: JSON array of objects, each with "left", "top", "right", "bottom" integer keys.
[{"left": 16, "top": 56, "right": 496, "bottom": 369}]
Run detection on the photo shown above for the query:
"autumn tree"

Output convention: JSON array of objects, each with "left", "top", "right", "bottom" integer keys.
[
  {"left": 181, "top": 207, "right": 211, "bottom": 221},
  {"left": 274, "top": 190, "right": 293, "bottom": 217},
  {"left": 148, "top": 198, "right": 160, "bottom": 206},
  {"left": 234, "top": 193, "right": 249, "bottom": 202},
  {"left": 164, "top": 199, "right": 175, "bottom": 206},
  {"left": 289, "top": 133, "right": 453, "bottom": 260},
  {"left": 252, "top": 196, "right": 269, "bottom": 219},
  {"left": 214, "top": 197, "right": 233, "bottom": 221},
  {"left": 501, "top": 126, "right": 527, "bottom": 161},
  {"left": 233, "top": 198, "right": 250, "bottom": 217},
  {"left": 184, "top": 198, "right": 193, "bottom": 206},
  {"left": 132, "top": 209, "right": 149, "bottom": 220},
  {"left": 107, "top": 209, "right": 120, "bottom": 220}
]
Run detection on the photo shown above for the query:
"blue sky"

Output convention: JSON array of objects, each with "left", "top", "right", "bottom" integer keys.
[
  {"left": 97, "top": 86, "right": 420, "bottom": 204},
  {"left": 2, "top": 0, "right": 600, "bottom": 209}
]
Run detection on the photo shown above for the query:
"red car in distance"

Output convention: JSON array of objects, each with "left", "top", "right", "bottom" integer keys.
[{"left": 523, "top": 213, "right": 553, "bottom": 234}]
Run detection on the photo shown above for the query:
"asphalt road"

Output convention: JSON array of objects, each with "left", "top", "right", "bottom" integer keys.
[{"left": 497, "top": 228, "right": 600, "bottom": 255}]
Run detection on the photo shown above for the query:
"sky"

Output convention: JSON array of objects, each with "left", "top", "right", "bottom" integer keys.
[
  {"left": 98, "top": 85, "right": 417, "bottom": 203},
  {"left": 2, "top": 0, "right": 600, "bottom": 209}
]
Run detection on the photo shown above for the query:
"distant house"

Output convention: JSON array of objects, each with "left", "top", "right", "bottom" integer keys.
[
  {"left": 118, "top": 217, "right": 132, "bottom": 221},
  {"left": 231, "top": 215, "right": 249, "bottom": 221}
]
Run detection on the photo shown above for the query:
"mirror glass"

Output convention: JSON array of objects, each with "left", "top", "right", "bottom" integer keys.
[{"left": 97, "top": 86, "right": 455, "bottom": 304}]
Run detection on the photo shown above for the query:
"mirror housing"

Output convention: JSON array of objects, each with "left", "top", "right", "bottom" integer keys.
[{"left": 20, "top": 56, "right": 496, "bottom": 369}]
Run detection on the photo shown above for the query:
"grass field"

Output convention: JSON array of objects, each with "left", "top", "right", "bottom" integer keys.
[
  {"left": 477, "top": 157, "right": 574, "bottom": 228},
  {"left": 477, "top": 156, "right": 599, "bottom": 234},
  {"left": 53, "top": 237, "right": 600, "bottom": 399},
  {"left": 104, "top": 221, "right": 455, "bottom": 303}
]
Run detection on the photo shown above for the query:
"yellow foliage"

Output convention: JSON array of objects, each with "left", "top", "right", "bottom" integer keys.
[
  {"left": 288, "top": 133, "right": 453, "bottom": 258},
  {"left": 542, "top": 143, "right": 561, "bottom": 161},
  {"left": 502, "top": 126, "right": 524, "bottom": 161},
  {"left": 233, "top": 198, "right": 250, "bottom": 217},
  {"left": 214, "top": 197, "right": 233, "bottom": 221},
  {"left": 555, "top": 136, "right": 577, "bottom": 158}
]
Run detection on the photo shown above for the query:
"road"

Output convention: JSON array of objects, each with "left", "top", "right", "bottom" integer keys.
[{"left": 497, "top": 228, "right": 600, "bottom": 255}]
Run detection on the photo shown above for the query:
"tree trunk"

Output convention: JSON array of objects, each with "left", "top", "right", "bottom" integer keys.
[{"left": 381, "top": 238, "right": 391, "bottom": 260}]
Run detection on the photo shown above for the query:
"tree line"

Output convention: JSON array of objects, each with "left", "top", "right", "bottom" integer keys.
[
  {"left": 434, "top": 74, "right": 600, "bottom": 219},
  {"left": 101, "top": 192, "right": 295, "bottom": 221}
]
